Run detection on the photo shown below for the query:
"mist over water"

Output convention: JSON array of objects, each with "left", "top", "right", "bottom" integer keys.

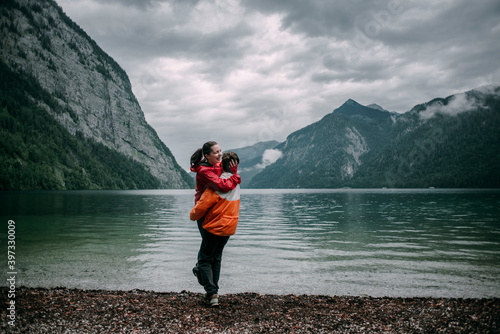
[{"left": 1, "top": 189, "right": 499, "bottom": 297}]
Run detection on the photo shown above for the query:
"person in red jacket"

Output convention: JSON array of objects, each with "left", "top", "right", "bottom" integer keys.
[
  {"left": 189, "top": 142, "right": 240, "bottom": 307},
  {"left": 190, "top": 141, "right": 240, "bottom": 203}
]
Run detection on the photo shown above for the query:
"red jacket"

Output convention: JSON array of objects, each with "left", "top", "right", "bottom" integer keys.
[
  {"left": 191, "top": 163, "right": 241, "bottom": 203},
  {"left": 190, "top": 172, "right": 240, "bottom": 236}
]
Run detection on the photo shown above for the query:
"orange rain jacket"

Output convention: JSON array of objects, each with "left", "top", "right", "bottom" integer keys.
[{"left": 190, "top": 172, "right": 240, "bottom": 236}]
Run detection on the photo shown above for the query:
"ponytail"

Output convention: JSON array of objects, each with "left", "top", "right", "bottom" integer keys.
[
  {"left": 190, "top": 148, "right": 204, "bottom": 167},
  {"left": 190, "top": 141, "right": 218, "bottom": 168}
]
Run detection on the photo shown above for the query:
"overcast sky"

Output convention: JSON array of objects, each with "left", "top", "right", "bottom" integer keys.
[{"left": 55, "top": 0, "right": 500, "bottom": 170}]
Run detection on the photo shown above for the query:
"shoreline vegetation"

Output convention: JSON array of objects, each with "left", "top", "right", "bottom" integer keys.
[{"left": 1, "top": 287, "right": 498, "bottom": 333}]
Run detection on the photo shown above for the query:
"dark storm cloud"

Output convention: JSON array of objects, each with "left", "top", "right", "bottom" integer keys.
[{"left": 240, "top": 0, "right": 404, "bottom": 39}]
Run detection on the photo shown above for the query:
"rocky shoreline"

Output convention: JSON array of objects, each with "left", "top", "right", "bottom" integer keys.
[{"left": 1, "top": 287, "right": 499, "bottom": 333}]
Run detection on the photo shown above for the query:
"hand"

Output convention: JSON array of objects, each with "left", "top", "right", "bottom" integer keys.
[{"left": 229, "top": 159, "right": 238, "bottom": 174}]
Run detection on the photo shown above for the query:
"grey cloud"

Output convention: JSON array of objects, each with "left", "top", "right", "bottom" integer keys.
[
  {"left": 96, "top": 0, "right": 202, "bottom": 10},
  {"left": 93, "top": 0, "right": 161, "bottom": 10},
  {"left": 310, "top": 71, "right": 338, "bottom": 83},
  {"left": 378, "top": 0, "right": 500, "bottom": 47},
  {"left": 241, "top": 0, "right": 401, "bottom": 39},
  {"left": 279, "top": 2, "right": 354, "bottom": 38},
  {"left": 154, "top": 21, "right": 253, "bottom": 58},
  {"left": 88, "top": 16, "right": 254, "bottom": 81}
]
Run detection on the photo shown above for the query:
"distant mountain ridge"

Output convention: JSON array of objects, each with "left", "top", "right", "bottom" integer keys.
[
  {"left": 231, "top": 140, "right": 280, "bottom": 188},
  {"left": 352, "top": 86, "right": 500, "bottom": 188},
  {"left": 0, "top": 0, "right": 193, "bottom": 189},
  {"left": 248, "top": 86, "right": 500, "bottom": 188}
]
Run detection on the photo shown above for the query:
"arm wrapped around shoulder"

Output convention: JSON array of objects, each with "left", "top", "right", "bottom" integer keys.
[{"left": 205, "top": 172, "right": 240, "bottom": 192}]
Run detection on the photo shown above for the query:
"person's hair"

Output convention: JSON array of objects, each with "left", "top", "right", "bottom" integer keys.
[
  {"left": 221, "top": 151, "right": 239, "bottom": 173},
  {"left": 190, "top": 141, "right": 218, "bottom": 167}
]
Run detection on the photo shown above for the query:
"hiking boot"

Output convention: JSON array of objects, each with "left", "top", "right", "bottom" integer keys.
[{"left": 209, "top": 294, "right": 219, "bottom": 307}]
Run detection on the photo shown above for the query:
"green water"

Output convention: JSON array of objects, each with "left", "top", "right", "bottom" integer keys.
[{"left": 1, "top": 189, "right": 499, "bottom": 297}]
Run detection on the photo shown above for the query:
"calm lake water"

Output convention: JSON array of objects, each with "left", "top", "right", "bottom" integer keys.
[{"left": 1, "top": 189, "right": 499, "bottom": 298}]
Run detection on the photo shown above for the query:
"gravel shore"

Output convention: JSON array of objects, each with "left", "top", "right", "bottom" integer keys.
[{"left": 1, "top": 287, "right": 499, "bottom": 333}]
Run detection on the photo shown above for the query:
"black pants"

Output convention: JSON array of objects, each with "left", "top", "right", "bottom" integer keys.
[{"left": 196, "top": 219, "right": 230, "bottom": 296}]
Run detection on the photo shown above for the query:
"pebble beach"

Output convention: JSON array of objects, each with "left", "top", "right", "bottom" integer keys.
[{"left": 1, "top": 287, "right": 499, "bottom": 333}]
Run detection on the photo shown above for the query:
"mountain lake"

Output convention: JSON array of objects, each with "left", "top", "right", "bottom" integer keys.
[{"left": 1, "top": 188, "right": 499, "bottom": 298}]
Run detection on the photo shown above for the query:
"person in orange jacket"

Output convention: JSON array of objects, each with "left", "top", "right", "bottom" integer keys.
[{"left": 190, "top": 151, "right": 240, "bottom": 307}]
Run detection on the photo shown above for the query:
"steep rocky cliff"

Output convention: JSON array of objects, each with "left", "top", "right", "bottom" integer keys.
[{"left": 0, "top": 0, "right": 193, "bottom": 189}]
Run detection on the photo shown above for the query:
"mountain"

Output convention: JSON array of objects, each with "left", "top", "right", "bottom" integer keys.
[
  {"left": 352, "top": 86, "right": 500, "bottom": 188},
  {"left": 250, "top": 86, "right": 500, "bottom": 188},
  {"left": 249, "top": 100, "right": 395, "bottom": 188},
  {"left": 230, "top": 140, "right": 280, "bottom": 188},
  {"left": 0, "top": 0, "right": 194, "bottom": 189}
]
